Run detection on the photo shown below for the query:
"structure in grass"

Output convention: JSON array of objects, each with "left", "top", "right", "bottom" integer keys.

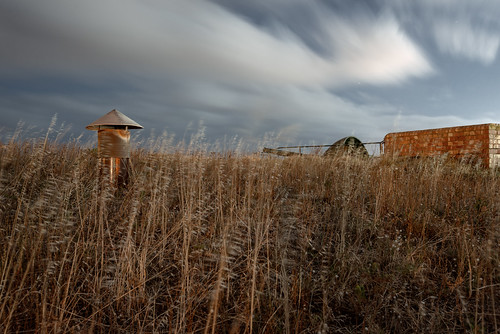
[
  {"left": 86, "top": 109, "right": 143, "bottom": 185},
  {"left": 384, "top": 123, "right": 500, "bottom": 168},
  {"left": 263, "top": 136, "right": 370, "bottom": 157}
]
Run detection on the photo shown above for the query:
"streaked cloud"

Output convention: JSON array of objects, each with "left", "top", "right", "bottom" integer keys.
[
  {"left": 433, "top": 20, "right": 499, "bottom": 65},
  {"left": 322, "top": 12, "right": 432, "bottom": 85},
  {"left": 0, "top": 0, "right": 431, "bottom": 86},
  {"left": 386, "top": 0, "right": 500, "bottom": 65},
  {"left": 0, "top": 0, "right": 498, "bottom": 148}
]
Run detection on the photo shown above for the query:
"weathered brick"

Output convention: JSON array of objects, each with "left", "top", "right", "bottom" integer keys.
[{"left": 384, "top": 123, "right": 500, "bottom": 167}]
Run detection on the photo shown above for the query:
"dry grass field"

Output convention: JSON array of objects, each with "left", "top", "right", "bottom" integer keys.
[{"left": 0, "top": 138, "right": 499, "bottom": 333}]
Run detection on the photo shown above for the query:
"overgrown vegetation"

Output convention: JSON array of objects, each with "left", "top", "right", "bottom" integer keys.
[{"left": 0, "top": 139, "right": 499, "bottom": 333}]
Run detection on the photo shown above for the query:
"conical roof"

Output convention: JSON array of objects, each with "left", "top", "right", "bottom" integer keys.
[{"left": 86, "top": 109, "right": 143, "bottom": 130}]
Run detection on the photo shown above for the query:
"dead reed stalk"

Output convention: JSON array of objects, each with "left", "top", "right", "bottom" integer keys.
[{"left": 0, "top": 139, "right": 498, "bottom": 333}]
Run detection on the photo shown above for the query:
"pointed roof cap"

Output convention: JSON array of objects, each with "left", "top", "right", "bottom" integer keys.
[{"left": 86, "top": 109, "right": 143, "bottom": 130}]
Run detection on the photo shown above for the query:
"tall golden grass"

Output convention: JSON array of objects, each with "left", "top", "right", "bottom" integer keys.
[{"left": 0, "top": 138, "right": 499, "bottom": 333}]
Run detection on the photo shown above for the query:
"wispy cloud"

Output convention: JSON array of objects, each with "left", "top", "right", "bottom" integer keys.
[
  {"left": 2, "top": 0, "right": 495, "bottom": 147},
  {"left": 0, "top": 0, "right": 432, "bottom": 87},
  {"left": 386, "top": 0, "right": 500, "bottom": 65},
  {"left": 322, "top": 12, "right": 432, "bottom": 85},
  {"left": 433, "top": 20, "right": 499, "bottom": 65}
]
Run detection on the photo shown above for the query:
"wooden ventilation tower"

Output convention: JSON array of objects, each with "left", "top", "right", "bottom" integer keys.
[{"left": 86, "top": 109, "right": 143, "bottom": 186}]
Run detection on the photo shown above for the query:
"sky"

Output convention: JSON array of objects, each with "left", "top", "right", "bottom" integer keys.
[{"left": 1, "top": 0, "right": 499, "bottom": 151}]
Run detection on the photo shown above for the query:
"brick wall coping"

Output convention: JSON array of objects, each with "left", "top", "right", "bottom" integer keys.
[{"left": 384, "top": 123, "right": 500, "bottom": 138}]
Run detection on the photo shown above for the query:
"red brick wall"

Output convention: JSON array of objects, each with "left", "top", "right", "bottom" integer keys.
[{"left": 383, "top": 124, "right": 500, "bottom": 167}]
